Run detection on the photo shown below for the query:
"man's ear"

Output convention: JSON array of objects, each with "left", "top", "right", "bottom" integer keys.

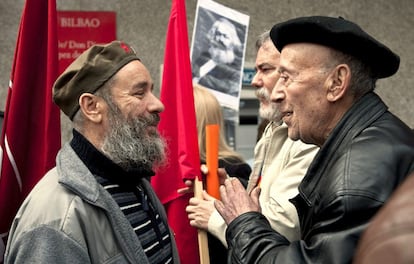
[
  {"left": 78, "top": 93, "right": 105, "bottom": 123},
  {"left": 326, "top": 64, "right": 351, "bottom": 102}
]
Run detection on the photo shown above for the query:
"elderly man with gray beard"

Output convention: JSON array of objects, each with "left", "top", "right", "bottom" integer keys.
[
  {"left": 185, "top": 31, "right": 318, "bottom": 257},
  {"left": 4, "top": 41, "right": 180, "bottom": 264}
]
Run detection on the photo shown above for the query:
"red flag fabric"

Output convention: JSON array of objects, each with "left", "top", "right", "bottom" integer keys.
[
  {"left": 151, "top": 0, "right": 201, "bottom": 263},
  {"left": 0, "top": 0, "right": 61, "bottom": 260}
]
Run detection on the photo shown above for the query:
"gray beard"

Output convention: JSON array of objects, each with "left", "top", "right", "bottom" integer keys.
[
  {"left": 259, "top": 104, "right": 281, "bottom": 121},
  {"left": 256, "top": 87, "right": 282, "bottom": 122},
  {"left": 101, "top": 102, "right": 166, "bottom": 171},
  {"left": 208, "top": 45, "right": 235, "bottom": 64}
]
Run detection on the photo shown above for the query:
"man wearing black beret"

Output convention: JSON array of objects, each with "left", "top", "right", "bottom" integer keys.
[
  {"left": 4, "top": 41, "right": 180, "bottom": 263},
  {"left": 214, "top": 16, "right": 414, "bottom": 263}
]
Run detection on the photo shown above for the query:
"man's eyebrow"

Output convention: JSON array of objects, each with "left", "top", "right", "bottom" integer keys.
[
  {"left": 257, "top": 62, "right": 276, "bottom": 69},
  {"left": 278, "top": 65, "right": 287, "bottom": 73},
  {"left": 132, "top": 81, "right": 152, "bottom": 90}
]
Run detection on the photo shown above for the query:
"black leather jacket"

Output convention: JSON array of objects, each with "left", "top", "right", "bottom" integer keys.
[{"left": 225, "top": 93, "right": 414, "bottom": 264}]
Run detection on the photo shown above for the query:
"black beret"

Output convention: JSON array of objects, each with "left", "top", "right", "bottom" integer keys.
[
  {"left": 53, "top": 40, "right": 140, "bottom": 120},
  {"left": 270, "top": 16, "right": 400, "bottom": 78}
]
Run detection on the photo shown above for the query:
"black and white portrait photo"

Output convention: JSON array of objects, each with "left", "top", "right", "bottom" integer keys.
[{"left": 191, "top": 0, "right": 249, "bottom": 110}]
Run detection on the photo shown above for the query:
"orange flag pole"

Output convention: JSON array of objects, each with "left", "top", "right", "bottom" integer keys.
[{"left": 206, "top": 124, "right": 220, "bottom": 200}]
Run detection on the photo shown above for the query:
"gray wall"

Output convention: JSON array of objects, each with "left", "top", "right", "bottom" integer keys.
[{"left": 1, "top": 0, "right": 413, "bottom": 144}]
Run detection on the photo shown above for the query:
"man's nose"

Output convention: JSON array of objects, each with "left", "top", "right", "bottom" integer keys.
[
  {"left": 251, "top": 72, "right": 262, "bottom": 88},
  {"left": 215, "top": 34, "right": 225, "bottom": 43},
  {"left": 270, "top": 81, "right": 285, "bottom": 103},
  {"left": 148, "top": 92, "right": 165, "bottom": 114}
]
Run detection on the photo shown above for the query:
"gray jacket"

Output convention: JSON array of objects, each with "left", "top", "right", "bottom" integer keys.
[{"left": 4, "top": 143, "right": 180, "bottom": 264}]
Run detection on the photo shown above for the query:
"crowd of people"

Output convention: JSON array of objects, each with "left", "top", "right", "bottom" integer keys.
[{"left": 3, "top": 14, "right": 414, "bottom": 264}]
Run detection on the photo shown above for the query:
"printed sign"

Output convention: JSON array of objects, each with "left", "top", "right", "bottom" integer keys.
[
  {"left": 57, "top": 11, "right": 116, "bottom": 74},
  {"left": 190, "top": 0, "right": 249, "bottom": 111}
]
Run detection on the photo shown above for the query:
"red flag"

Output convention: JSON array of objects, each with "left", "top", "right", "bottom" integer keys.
[
  {"left": 0, "top": 0, "right": 61, "bottom": 260},
  {"left": 151, "top": 0, "right": 201, "bottom": 263}
]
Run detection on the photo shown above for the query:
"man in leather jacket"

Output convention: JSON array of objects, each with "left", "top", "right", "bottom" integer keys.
[{"left": 214, "top": 16, "right": 414, "bottom": 264}]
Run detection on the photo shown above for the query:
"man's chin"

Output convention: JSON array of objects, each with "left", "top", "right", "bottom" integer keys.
[{"left": 259, "top": 109, "right": 279, "bottom": 121}]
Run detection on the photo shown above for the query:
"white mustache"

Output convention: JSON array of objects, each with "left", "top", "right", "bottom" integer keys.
[{"left": 255, "top": 87, "right": 271, "bottom": 102}]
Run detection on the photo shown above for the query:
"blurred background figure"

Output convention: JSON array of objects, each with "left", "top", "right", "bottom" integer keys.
[
  {"left": 353, "top": 170, "right": 414, "bottom": 264},
  {"left": 193, "top": 83, "right": 251, "bottom": 186},
  {"left": 193, "top": 83, "right": 251, "bottom": 263}
]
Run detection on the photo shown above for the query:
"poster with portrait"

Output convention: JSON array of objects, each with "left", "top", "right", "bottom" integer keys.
[{"left": 190, "top": 0, "right": 249, "bottom": 111}]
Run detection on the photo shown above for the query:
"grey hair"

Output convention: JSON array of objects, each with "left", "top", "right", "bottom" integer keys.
[
  {"left": 328, "top": 49, "right": 377, "bottom": 99},
  {"left": 207, "top": 18, "right": 242, "bottom": 48},
  {"left": 255, "top": 30, "right": 271, "bottom": 51},
  {"left": 72, "top": 75, "right": 116, "bottom": 130}
]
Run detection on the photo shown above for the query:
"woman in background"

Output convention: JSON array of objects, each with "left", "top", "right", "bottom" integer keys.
[
  {"left": 193, "top": 84, "right": 251, "bottom": 263},
  {"left": 194, "top": 84, "right": 251, "bottom": 187}
]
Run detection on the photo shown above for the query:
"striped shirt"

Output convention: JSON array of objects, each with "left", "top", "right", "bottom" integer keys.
[
  {"left": 96, "top": 176, "right": 173, "bottom": 263},
  {"left": 70, "top": 130, "right": 173, "bottom": 263}
]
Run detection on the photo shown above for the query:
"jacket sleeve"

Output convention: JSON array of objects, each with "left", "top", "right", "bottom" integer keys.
[
  {"left": 225, "top": 199, "right": 369, "bottom": 264},
  {"left": 207, "top": 160, "right": 252, "bottom": 247},
  {"left": 207, "top": 209, "right": 228, "bottom": 247},
  {"left": 5, "top": 226, "right": 91, "bottom": 264},
  {"left": 226, "top": 212, "right": 293, "bottom": 264},
  {"left": 261, "top": 143, "right": 318, "bottom": 242}
]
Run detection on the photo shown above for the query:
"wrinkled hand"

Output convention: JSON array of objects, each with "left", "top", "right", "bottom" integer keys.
[
  {"left": 214, "top": 178, "right": 261, "bottom": 225},
  {"left": 186, "top": 191, "right": 216, "bottom": 230}
]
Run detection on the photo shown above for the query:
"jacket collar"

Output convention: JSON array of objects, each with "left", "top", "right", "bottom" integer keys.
[
  {"left": 298, "top": 92, "right": 388, "bottom": 205},
  {"left": 70, "top": 129, "right": 154, "bottom": 186},
  {"left": 56, "top": 142, "right": 102, "bottom": 203},
  {"left": 56, "top": 130, "right": 156, "bottom": 203}
]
